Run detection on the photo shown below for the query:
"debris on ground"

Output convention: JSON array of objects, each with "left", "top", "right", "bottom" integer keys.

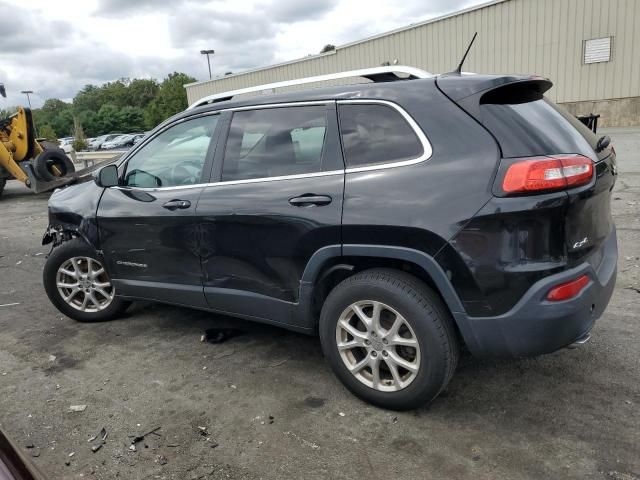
[
  {"left": 91, "top": 443, "right": 103, "bottom": 453},
  {"left": 625, "top": 286, "right": 640, "bottom": 294},
  {"left": 129, "top": 426, "right": 161, "bottom": 445},
  {"left": 156, "top": 455, "right": 168, "bottom": 465},
  {"left": 166, "top": 443, "right": 180, "bottom": 448},
  {"left": 89, "top": 427, "right": 108, "bottom": 453},
  {"left": 200, "top": 328, "right": 245, "bottom": 344},
  {"left": 283, "top": 431, "right": 320, "bottom": 450},
  {"left": 25, "top": 442, "right": 35, "bottom": 449},
  {"left": 267, "top": 359, "right": 288, "bottom": 368},
  {"left": 48, "top": 355, "right": 57, "bottom": 362},
  {"left": 69, "top": 405, "right": 87, "bottom": 412},
  {"left": 338, "top": 412, "right": 346, "bottom": 417},
  {"left": 0, "top": 302, "right": 20, "bottom": 308},
  {"left": 30, "top": 450, "right": 40, "bottom": 458},
  {"left": 268, "top": 415, "right": 274, "bottom": 424},
  {"left": 197, "top": 426, "right": 208, "bottom": 436}
]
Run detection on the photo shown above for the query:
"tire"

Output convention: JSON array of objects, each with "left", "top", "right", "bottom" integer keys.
[
  {"left": 43, "top": 238, "right": 130, "bottom": 322},
  {"left": 34, "top": 148, "right": 75, "bottom": 181},
  {"left": 319, "top": 268, "right": 459, "bottom": 410},
  {"left": 0, "top": 178, "right": 5, "bottom": 198}
]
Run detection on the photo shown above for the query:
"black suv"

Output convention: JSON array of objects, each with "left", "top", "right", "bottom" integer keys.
[{"left": 42, "top": 67, "right": 617, "bottom": 410}]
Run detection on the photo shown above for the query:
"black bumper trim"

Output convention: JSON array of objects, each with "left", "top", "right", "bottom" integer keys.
[{"left": 455, "top": 227, "right": 617, "bottom": 358}]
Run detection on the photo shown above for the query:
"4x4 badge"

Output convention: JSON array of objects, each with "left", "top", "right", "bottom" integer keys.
[{"left": 573, "top": 237, "right": 589, "bottom": 249}]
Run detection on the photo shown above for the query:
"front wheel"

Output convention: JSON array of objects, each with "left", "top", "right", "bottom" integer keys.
[
  {"left": 43, "top": 238, "right": 130, "bottom": 322},
  {"left": 319, "top": 269, "right": 459, "bottom": 410}
]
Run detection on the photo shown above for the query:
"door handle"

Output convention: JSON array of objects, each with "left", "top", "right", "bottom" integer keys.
[
  {"left": 162, "top": 199, "right": 191, "bottom": 210},
  {"left": 289, "top": 194, "right": 332, "bottom": 207}
]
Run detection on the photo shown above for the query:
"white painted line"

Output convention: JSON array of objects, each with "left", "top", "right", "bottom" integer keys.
[{"left": 0, "top": 303, "right": 20, "bottom": 308}]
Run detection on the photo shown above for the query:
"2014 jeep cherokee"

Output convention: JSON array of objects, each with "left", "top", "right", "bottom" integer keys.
[{"left": 42, "top": 67, "right": 617, "bottom": 410}]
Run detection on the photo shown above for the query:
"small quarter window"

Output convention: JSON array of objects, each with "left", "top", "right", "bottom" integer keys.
[
  {"left": 222, "top": 106, "right": 327, "bottom": 181},
  {"left": 338, "top": 103, "right": 423, "bottom": 168}
]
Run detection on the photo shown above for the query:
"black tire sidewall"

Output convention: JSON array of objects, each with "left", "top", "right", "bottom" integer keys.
[
  {"left": 43, "top": 238, "right": 128, "bottom": 322},
  {"left": 320, "top": 272, "right": 453, "bottom": 410},
  {"left": 34, "top": 149, "right": 75, "bottom": 181}
]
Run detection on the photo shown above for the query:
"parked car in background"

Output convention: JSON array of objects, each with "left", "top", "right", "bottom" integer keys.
[
  {"left": 42, "top": 66, "right": 618, "bottom": 410},
  {"left": 88, "top": 134, "right": 123, "bottom": 150},
  {"left": 101, "top": 134, "right": 136, "bottom": 150},
  {"left": 58, "top": 137, "right": 74, "bottom": 154},
  {"left": 132, "top": 133, "right": 146, "bottom": 145}
]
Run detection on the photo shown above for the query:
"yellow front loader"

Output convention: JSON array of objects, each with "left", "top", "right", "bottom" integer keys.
[{"left": 1, "top": 83, "right": 82, "bottom": 198}]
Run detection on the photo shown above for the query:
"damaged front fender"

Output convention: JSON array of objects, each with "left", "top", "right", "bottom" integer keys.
[{"left": 43, "top": 180, "right": 105, "bottom": 250}]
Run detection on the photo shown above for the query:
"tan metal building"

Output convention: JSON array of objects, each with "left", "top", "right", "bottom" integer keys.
[{"left": 185, "top": 0, "right": 640, "bottom": 126}]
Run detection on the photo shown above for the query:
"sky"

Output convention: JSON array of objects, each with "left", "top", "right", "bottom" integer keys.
[{"left": 0, "top": 0, "right": 485, "bottom": 108}]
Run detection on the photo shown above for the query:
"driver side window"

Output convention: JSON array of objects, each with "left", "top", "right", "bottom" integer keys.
[{"left": 124, "top": 115, "right": 219, "bottom": 188}]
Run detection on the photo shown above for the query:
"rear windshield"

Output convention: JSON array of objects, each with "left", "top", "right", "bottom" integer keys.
[{"left": 480, "top": 96, "right": 599, "bottom": 160}]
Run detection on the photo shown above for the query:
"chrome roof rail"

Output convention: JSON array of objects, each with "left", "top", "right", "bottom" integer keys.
[{"left": 187, "top": 65, "right": 433, "bottom": 110}]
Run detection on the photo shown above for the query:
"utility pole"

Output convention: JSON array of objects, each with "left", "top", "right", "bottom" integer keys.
[
  {"left": 200, "top": 50, "right": 215, "bottom": 79},
  {"left": 21, "top": 90, "right": 34, "bottom": 109}
]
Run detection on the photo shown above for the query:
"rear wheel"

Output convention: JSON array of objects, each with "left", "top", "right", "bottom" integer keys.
[
  {"left": 319, "top": 268, "right": 459, "bottom": 410},
  {"left": 34, "top": 149, "right": 75, "bottom": 181},
  {"left": 43, "top": 238, "right": 130, "bottom": 322}
]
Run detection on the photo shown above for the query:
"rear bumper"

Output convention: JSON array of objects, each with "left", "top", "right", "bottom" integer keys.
[{"left": 455, "top": 227, "right": 617, "bottom": 358}]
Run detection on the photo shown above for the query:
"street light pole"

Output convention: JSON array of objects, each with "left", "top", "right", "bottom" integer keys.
[
  {"left": 200, "top": 49, "right": 215, "bottom": 79},
  {"left": 21, "top": 90, "right": 34, "bottom": 109}
]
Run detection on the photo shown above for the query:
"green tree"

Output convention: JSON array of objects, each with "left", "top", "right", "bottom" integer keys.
[
  {"left": 320, "top": 44, "right": 336, "bottom": 53},
  {"left": 39, "top": 124, "right": 58, "bottom": 140},
  {"left": 96, "top": 104, "right": 121, "bottom": 133},
  {"left": 126, "top": 79, "right": 159, "bottom": 109},
  {"left": 72, "top": 117, "right": 88, "bottom": 151},
  {"left": 32, "top": 99, "right": 74, "bottom": 137},
  {"left": 144, "top": 72, "right": 196, "bottom": 128}
]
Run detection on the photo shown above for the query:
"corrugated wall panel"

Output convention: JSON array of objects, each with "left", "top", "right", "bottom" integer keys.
[{"left": 186, "top": 0, "right": 640, "bottom": 106}]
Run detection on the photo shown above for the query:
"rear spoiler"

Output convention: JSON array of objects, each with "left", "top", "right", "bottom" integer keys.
[{"left": 435, "top": 74, "right": 553, "bottom": 120}]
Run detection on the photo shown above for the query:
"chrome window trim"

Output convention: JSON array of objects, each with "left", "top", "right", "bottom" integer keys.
[
  {"left": 114, "top": 99, "right": 431, "bottom": 192},
  {"left": 113, "top": 169, "right": 345, "bottom": 192},
  {"left": 337, "top": 99, "right": 433, "bottom": 173},
  {"left": 188, "top": 66, "right": 433, "bottom": 109}
]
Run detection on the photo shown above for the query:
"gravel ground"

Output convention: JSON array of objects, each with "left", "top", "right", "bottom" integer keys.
[{"left": 0, "top": 128, "right": 638, "bottom": 480}]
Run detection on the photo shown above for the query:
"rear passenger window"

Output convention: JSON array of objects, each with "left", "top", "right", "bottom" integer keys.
[
  {"left": 222, "top": 106, "right": 327, "bottom": 181},
  {"left": 338, "top": 103, "right": 423, "bottom": 168}
]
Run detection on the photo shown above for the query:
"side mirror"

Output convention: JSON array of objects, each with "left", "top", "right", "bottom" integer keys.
[{"left": 95, "top": 164, "right": 119, "bottom": 187}]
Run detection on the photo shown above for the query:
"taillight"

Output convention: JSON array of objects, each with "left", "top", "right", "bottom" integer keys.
[
  {"left": 546, "top": 275, "right": 590, "bottom": 301},
  {"left": 502, "top": 155, "right": 593, "bottom": 193}
]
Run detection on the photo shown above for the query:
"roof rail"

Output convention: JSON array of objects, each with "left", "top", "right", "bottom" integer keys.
[{"left": 187, "top": 65, "right": 432, "bottom": 110}]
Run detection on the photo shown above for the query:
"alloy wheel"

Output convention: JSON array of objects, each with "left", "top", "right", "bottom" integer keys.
[
  {"left": 56, "top": 256, "right": 114, "bottom": 312},
  {"left": 335, "top": 300, "right": 421, "bottom": 392}
]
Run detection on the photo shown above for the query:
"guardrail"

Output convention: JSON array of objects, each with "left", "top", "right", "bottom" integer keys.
[{"left": 71, "top": 150, "right": 127, "bottom": 168}]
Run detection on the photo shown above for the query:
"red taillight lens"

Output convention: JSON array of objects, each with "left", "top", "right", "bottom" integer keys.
[
  {"left": 546, "top": 275, "right": 590, "bottom": 301},
  {"left": 502, "top": 155, "right": 593, "bottom": 193}
]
